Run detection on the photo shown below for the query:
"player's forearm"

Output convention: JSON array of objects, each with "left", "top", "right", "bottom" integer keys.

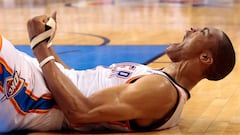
[
  {"left": 43, "top": 62, "right": 92, "bottom": 118},
  {"left": 33, "top": 42, "right": 93, "bottom": 121}
]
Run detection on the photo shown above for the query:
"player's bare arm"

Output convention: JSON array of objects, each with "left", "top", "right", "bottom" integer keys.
[{"left": 27, "top": 13, "right": 178, "bottom": 127}]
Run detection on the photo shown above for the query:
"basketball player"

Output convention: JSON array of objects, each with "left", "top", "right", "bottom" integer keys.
[{"left": 0, "top": 12, "right": 235, "bottom": 133}]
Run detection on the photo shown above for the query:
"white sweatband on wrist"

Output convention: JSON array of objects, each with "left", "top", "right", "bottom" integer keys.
[{"left": 39, "top": 56, "right": 55, "bottom": 68}]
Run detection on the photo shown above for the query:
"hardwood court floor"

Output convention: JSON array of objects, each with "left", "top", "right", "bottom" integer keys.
[{"left": 0, "top": 0, "right": 240, "bottom": 134}]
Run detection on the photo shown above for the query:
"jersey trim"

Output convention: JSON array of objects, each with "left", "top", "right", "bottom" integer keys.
[{"left": 0, "top": 35, "right": 2, "bottom": 51}]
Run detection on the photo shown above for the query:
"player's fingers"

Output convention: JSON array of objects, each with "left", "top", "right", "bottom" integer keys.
[
  {"left": 31, "top": 15, "right": 48, "bottom": 25},
  {"left": 42, "top": 15, "right": 49, "bottom": 24},
  {"left": 51, "top": 11, "right": 57, "bottom": 22}
]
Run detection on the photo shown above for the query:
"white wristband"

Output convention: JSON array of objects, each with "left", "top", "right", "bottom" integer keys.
[{"left": 39, "top": 56, "right": 55, "bottom": 68}]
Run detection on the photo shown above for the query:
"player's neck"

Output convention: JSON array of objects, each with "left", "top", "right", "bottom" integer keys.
[{"left": 162, "top": 61, "right": 204, "bottom": 90}]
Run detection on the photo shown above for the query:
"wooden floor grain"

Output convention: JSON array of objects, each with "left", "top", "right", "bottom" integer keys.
[{"left": 0, "top": 0, "right": 240, "bottom": 134}]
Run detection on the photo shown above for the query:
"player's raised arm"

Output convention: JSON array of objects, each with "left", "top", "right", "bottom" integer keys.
[{"left": 27, "top": 12, "right": 93, "bottom": 115}]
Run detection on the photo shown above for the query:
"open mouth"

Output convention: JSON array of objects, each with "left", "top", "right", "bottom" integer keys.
[
  {"left": 169, "top": 28, "right": 192, "bottom": 47},
  {"left": 170, "top": 42, "right": 179, "bottom": 46}
]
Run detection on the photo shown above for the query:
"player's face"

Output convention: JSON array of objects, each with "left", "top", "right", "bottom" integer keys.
[{"left": 166, "top": 27, "right": 223, "bottom": 62}]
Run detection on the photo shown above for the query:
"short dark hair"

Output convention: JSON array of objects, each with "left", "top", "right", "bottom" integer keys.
[{"left": 205, "top": 31, "right": 235, "bottom": 80}]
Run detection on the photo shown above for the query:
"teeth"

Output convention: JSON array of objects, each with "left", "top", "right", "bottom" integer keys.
[{"left": 170, "top": 43, "right": 179, "bottom": 46}]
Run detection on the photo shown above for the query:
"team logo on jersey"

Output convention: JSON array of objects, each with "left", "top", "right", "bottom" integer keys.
[{"left": 0, "top": 68, "right": 25, "bottom": 102}]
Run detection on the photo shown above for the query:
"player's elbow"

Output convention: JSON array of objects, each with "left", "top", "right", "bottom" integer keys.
[
  {"left": 64, "top": 109, "right": 90, "bottom": 125},
  {"left": 64, "top": 110, "right": 84, "bottom": 124},
  {"left": 63, "top": 98, "right": 94, "bottom": 124}
]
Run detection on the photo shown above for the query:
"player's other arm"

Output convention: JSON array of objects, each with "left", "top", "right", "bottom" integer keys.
[{"left": 27, "top": 13, "right": 92, "bottom": 115}]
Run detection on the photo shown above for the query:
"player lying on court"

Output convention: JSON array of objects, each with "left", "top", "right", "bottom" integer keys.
[{"left": 0, "top": 12, "right": 235, "bottom": 133}]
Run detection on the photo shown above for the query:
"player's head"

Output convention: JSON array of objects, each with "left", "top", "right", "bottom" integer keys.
[
  {"left": 166, "top": 27, "right": 235, "bottom": 80},
  {"left": 204, "top": 30, "right": 235, "bottom": 80}
]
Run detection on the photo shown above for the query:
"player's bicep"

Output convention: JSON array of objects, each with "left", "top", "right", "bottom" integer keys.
[
  {"left": 75, "top": 101, "right": 140, "bottom": 124},
  {"left": 69, "top": 75, "right": 176, "bottom": 125},
  {"left": 70, "top": 84, "right": 143, "bottom": 124}
]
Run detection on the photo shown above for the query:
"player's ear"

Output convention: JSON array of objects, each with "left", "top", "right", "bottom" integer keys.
[{"left": 199, "top": 51, "right": 213, "bottom": 65}]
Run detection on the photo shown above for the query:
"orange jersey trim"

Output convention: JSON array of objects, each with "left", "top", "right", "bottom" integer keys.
[{"left": 0, "top": 34, "right": 2, "bottom": 51}]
